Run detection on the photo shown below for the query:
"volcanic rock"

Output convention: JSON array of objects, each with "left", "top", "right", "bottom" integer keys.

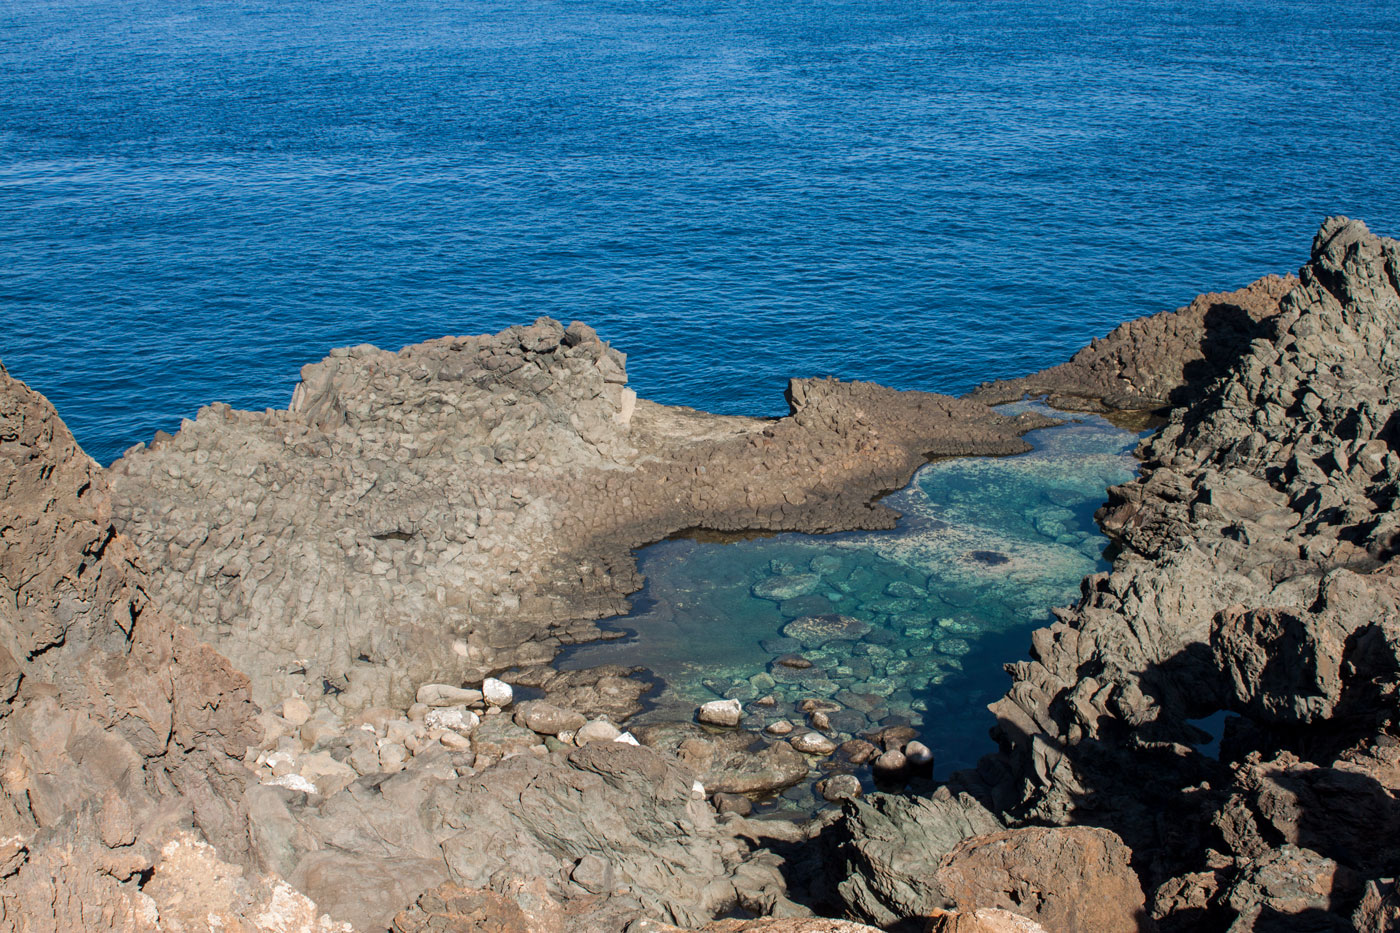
[
  {"left": 934, "top": 827, "right": 1147, "bottom": 933},
  {"left": 107, "top": 320, "right": 1049, "bottom": 714}
]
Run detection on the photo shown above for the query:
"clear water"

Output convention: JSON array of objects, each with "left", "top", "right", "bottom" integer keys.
[
  {"left": 3, "top": 0, "right": 1400, "bottom": 464},
  {"left": 562, "top": 405, "right": 1141, "bottom": 784}
]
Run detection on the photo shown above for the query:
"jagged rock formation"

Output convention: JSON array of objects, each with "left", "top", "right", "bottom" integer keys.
[
  {"left": 951, "top": 217, "right": 1400, "bottom": 931},
  {"left": 11, "top": 216, "right": 1400, "bottom": 933},
  {"left": 0, "top": 363, "right": 336, "bottom": 932},
  {"left": 969, "top": 274, "right": 1296, "bottom": 413},
  {"left": 108, "top": 320, "right": 1050, "bottom": 713}
]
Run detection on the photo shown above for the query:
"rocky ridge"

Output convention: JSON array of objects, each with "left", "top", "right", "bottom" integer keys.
[
  {"left": 826, "top": 217, "right": 1400, "bottom": 932},
  {"left": 108, "top": 320, "right": 1049, "bottom": 715}
]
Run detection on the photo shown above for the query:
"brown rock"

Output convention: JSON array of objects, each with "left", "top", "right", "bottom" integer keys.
[
  {"left": 925, "top": 908, "right": 1050, "bottom": 933},
  {"left": 935, "top": 827, "right": 1147, "bottom": 933}
]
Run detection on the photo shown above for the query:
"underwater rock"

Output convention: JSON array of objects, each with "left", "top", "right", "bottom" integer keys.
[
  {"left": 782, "top": 615, "right": 873, "bottom": 647},
  {"left": 754, "top": 574, "right": 823, "bottom": 601}
]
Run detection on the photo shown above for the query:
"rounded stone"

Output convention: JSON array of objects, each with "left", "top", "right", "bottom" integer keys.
[
  {"left": 697, "top": 698, "right": 743, "bottom": 727},
  {"left": 817, "top": 773, "right": 863, "bottom": 802},
  {"left": 416, "top": 683, "right": 484, "bottom": 708},
  {"left": 513, "top": 700, "right": 587, "bottom": 736},
  {"left": 424, "top": 706, "right": 480, "bottom": 735},
  {"left": 713, "top": 792, "right": 753, "bottom": 816},
  {"left": 752, "top": 574, "right": 821, "bottom": 601},
  {"left": 790, "top": 732, "right": 838, "bottom": 756},
  {"left": 481, "top": 677, "right": 514, "bottom": 708},
  {"left": 280, "top": 696, "right": 311, "bottom": 727},
  {"left": 765, "top": 719, "right": 795, "bottom": 736},
  {"left": 575, "top": 718, "right": 622, "bottom": 744},
  {"left": 905, "top": 740, "right": 934, "bottom": 766},
  {"left": 873, "top": 748, "right": 908, "bottom": 779}
]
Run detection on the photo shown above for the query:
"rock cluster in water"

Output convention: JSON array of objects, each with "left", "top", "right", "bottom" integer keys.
[{"left": 3, "top": 216, "right": 1398, "bottom": 933}]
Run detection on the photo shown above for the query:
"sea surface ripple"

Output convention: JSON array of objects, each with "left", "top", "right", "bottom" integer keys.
[{"left": 2, "top": 0, "right": 1398, "bottom": 462}]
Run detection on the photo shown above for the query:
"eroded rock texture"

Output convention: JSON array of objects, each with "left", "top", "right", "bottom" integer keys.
[
  {"left": 958, "top": 217, "right": 1400, "bottom": 931},
  {"left": 0, "top": 363, "right": 337, "bottom": 932},
  {"left": 108, "top": 319, "right": 1048, "bottom": 713}
]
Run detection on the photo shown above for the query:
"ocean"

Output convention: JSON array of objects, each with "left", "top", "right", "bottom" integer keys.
[{"left": 2, "top": 0, "right": 1398, "bottom": 464}]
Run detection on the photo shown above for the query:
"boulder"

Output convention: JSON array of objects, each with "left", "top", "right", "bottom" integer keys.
[
  {"left": 829, "top": 788, "right": 1004, "bottom": 926},
  {"left": 514, "top": 700, "right": 587, "bottom": 736},
  {"left": 698, "top": 699, "right": 744, "bottom": 727},
  {"left": 782, "top": 615, "right": 872, "bottom": 647},
  {"left": 935, "top": 827, "right": 1147, "bottom": 933}
]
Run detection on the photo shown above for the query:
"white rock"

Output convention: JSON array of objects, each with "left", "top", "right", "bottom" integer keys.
[
  {"left": 482, "top": 677, "right": 514, "bottom": 708},
  {"left": 615, "top": 731, "right": 640, "bottom": 746},
  {"left": 424, "top": 706, "right": 480, "bottom": 735},
  {"left": 266, "top": 774, "right": 318, "bottom": 795},
  {"left": 764, "top": 719, "right": 795, "bottom": 736},
  {"left": 556, "top": 730, "right": 576, "bottom": 745},
  {"left": 691, "top": 780, "right": 706, "bottom": 798},
  {"left": 416, "top": 683, "right": 484, "bottom": 707},
  {"left": 697, "top": 698, "right": 743, "bottom": 727}
]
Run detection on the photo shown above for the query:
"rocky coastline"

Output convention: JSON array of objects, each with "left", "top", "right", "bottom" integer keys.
[{"left": 2, "top": 216, "right": 1397, "bottom": 932}]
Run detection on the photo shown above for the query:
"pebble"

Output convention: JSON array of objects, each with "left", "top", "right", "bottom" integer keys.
[{"left": 765, "top": 719, "right": 795, "bottom": 736}]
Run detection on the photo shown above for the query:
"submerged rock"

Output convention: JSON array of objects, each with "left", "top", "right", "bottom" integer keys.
[
  {"left": 754, "top": 574, "right": 823, "bottom": 601},
  {"left": 782, "top": 615, "right": 873, "bottom": 647}
]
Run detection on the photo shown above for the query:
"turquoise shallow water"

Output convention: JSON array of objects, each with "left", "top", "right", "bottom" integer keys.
[
  {"left": 562, "top": 405, "right": 1141, "bottom": 791},
  {"left": 3, "top": 0, "right": 1399, "bottom": 463}
]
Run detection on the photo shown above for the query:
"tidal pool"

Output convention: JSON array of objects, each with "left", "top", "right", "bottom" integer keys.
[{"left": 561, "top": 404, "right": 1142, "bottom": 794}]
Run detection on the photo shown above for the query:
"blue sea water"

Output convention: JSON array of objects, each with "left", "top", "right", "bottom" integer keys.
[{"left": 2, "top": 0, "right": 1399, "bottom": 464}]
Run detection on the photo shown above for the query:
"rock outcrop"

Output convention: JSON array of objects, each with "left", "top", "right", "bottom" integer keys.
[
  {"left": 969, "top": 274, "right": 1296, "bottom": 413},
  {"left": 108, "top": 321, "right": 1051, "bottom": 714},
  {"left": 956, "top": 217, "right": 1400, "bottom": 931},
  {"left": 0, "top": 363, "right": 331, "bottom": 931}
]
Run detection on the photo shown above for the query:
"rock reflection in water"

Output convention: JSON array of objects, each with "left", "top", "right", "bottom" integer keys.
[{"left": 560, "top": 403, "right": 1140, "bottom": 804}]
